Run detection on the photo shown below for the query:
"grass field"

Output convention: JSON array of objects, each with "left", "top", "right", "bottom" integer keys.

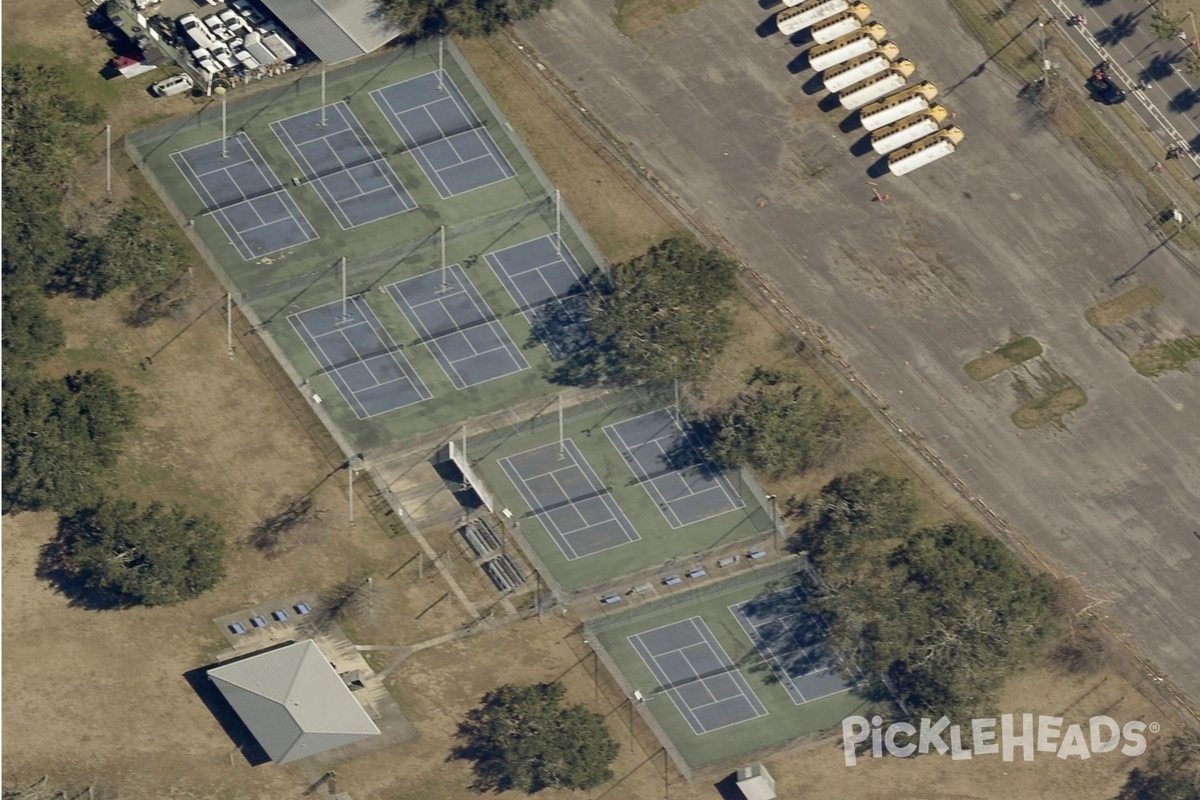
[
  {"left": 1130, "top": 334, "right": 1200, "bottom": 376},
  {"left": 127, "top": 41, "right": 608, "bottom": 451},
  {"left": 589, "top": 561, "right": 874, "bottom": 775},
  {"left": 963, "top": 336, "right": 1044, "bottom": 381}
]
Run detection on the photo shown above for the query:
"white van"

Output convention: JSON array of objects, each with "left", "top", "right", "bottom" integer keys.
[{"left": 151, "top": 73, "right": 195, "bottom": 97}]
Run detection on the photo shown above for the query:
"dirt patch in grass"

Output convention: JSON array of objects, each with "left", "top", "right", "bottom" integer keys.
[
  {"left": 1129, "top": 335, "right": 1200, "bottom": 376},
  {"left": 455, "top": 35, "right": 682, "bottom": 263},
  {"left": 964, "top": 336, "right": 1044, "bottom": 381},
  {"left": 1086, "top": 285, "right": 1165, "bottom": 328},
  {"left": 615, "top": 0, "right": 703, "bottom": 36},
  {"left": 1012, "top": 383, "right": 1089, "bottom": 429}
]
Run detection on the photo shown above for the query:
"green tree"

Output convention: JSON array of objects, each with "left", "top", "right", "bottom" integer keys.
[
  {"left": 2, "top": 288, "right": 65, "bottom": 371},
  {"left": 452, "top": 682, "right": 618, "bottom": 793},
  {"left": 583, "top": 235, "right": 739, "bottom": 384},
  {"left": 2, "top": 62, "right": 103, "bottom": 288},
  {"left": 56, "top": 200, "right": 189, "bottom": 299},
  {"left": 378, "top": 0, "right": 555, "bottom": 39},
  {"left": 41, "top": 498, "right": 226, "bottom": 607},
  {"left": 2, "top": 370, "right": 136, "bottom": 513},
  {"left": 798, "top": 469, "right": 917, "bottom": 564},
  {"left": 1117, "top": 732, "right": 1200, "bottom": 800},
  {"left": 811, "top": 521, "right": 1057, "bottom": 720},
  {"left": 711, "top": 378, "right": 841, "bottom": 478}
]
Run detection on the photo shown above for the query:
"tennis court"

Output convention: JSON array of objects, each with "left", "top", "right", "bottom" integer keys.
[
  {"left": 730, "top": 587, "right": 861, "bottom": 705},
  {"left": 370, "top": 70, "right": 516, "bottom": 198},
  {"left": 288, "top": 295, "right": 432, "bottom": 419},
  {"left": 270, "top": 102, "right": 416, "bottom": 229},
  {"left": 604, "top": 407, "right": 744, "bottom": 528},
  {"left": 629, "top": 617, "right": 769, "bottom": 735},
  {"left": 384, "top": 264, "right": 528, "bottom": 389},
  {"left": 499, "top": 439, "right": 641, "bottom": 560},
  {"left": 171, "top": 132, "right": 318, "bottom": 260},
  {"left": 485, "top": 234, "right": 593, "bottom": 359}
]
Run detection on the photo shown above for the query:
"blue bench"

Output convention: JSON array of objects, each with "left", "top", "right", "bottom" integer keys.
[
  {"left": 294, "top": 603, "right": 311, "bottom": 615},
  {"left": 600, "top": 593, "right": 622, "bottom": 605},
  {"left": 249, "top": 615, "right": 267, "bottom": 628},
  {"left": 228, "top": 622, "right": 247, "bottom": 634},
  {"left": 271, "top": 609, "right": 289, "bottom": 622},
  {"left": 748, "top": 549, "right": 768, "bottom": 560},
  {"left": 663, "top": 575, "right": 682, "bottom": 586}
]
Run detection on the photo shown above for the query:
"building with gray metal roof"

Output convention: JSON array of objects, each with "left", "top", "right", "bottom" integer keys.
[
  {"left": 259, "top": 0, "right": 401, "bottom": 64},
  {"left": 208, "top": 639, "right": 380, "bottom": 764}
]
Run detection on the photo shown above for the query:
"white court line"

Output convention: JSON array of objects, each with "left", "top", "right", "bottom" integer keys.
[
  {"left": 172, "top": 150, "right": 253, "bottom": 260},
  {"left": 689, "top": 617, "right": 769, "bottom": 719},
  {"left": 239, "top": 134, "right": 319, "bottom": 247},
  {"left": 292, "top": 313, "right": 370, "bottom": 419},
  {"left": 272, "top": 119, "right": 353, "bottom": 230},
  {"left": 604, "top": 423, "right": 683, "bottom": 528},
  {"left": 499, "top": 455, "right": 581, "bottom": 560},
  {"left": 347, "top": 295, "right": 430, "bottom": 402}
]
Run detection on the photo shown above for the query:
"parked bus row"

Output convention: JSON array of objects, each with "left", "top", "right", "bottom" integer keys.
[{"left": 773, "top": 0, "right": 964, "bottom": 175}]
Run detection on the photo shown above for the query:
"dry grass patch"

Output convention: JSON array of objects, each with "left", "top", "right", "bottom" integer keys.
[
  {"left": 455, "top": 36, "right": 681, "bottom": 262},
  {"left": 1012, "top": 383, "right": 1089, "bottom": 429},
  {"left": 1085, "top": 285, "right": 1165, "bottom": 328},
  {"left": 964, "top": 336, "right": 1044, "bottom": 381},
  {"left": 615, "top": 0, "right": 703, "bottom": 36},
  {"left": 1129, "top": 335, "right": 1200, "bottom": 376}
]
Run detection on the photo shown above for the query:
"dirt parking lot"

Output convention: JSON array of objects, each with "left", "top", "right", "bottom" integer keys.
[{"left": 516, "top": 0, "right": 1200, "bottom": 707}]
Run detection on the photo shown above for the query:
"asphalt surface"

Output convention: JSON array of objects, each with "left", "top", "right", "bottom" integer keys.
[
  {"left": 1069, "top": 0, "right": 1200, "bottom": 149},
  {"left": 517, "top": 0, "right": 1200, "bottom": 706}
]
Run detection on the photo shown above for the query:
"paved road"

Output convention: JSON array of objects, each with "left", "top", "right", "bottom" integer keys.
[
  {"left": 1068, "top": 0, "right": 1200, "bottom": 150},
  {"left": 518, "top": 0, "right": 1200, "bottom": 708}
]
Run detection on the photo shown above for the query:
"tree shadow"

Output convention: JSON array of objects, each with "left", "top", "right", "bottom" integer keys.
[
  {"left": 1169, "top": 87, "right": 1199, "bottom": 112},
  {"left": 35, "top": 528, "right": 125, "bottom": 611},
  {"left": 524, "top": 291, "right": 594, "bottom": 361},
  {"left": 1096, "top": 13, "right": 1138, "bottom": 46},
  {"left": 1144, "top": 51, "right": 1183, "bottom": 82},
  {"left": 183, "top": 664, "right": 273, "bottom": 766}
]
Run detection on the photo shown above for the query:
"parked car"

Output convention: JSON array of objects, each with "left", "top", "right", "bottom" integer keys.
[
  {"left": 204, "top": 14, "right": 232, "bottom": 40},
  {"left": 191, "top": 46, "right": 212, "bottom": 62},
  {"left": 178, "top": 12, "right": 201, "bottom": 32},
  {"left": 196, "top": 56, "right": 220, "bottom": 77},
  {"left": 230, "top": 0, "right": 266, "bottom": 25},
  {"left": 151, "top": 72, "right": 194, "bottom": 96},
  {"left": 235, "top": 49, "right": 261, "bottom": 70},
  {"left": 218, "top": 8, "right": 251, "bottom": 34},
  {"left": 210, "top": 42, "right": 238, "bottom": 70}
]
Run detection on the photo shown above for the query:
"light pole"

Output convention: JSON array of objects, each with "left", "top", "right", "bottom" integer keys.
[{"left": 765, "top": 494, "right": 779, "bottom": 551}]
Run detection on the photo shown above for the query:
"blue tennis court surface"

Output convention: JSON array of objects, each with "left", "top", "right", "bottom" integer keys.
[
  {"left": 604, "top": 407, "right": 744, "bottom": 528},
  {"left": 385, "top": 264, "right": 528, "bottom": 389},
  {"left": 270, "top": 102, "right": 416, "bottom": 229},
  {"left": 499, "top": 439, "right": 640, "bottom": 560},
  {"left": 629, "top": 617, "right": 769, "bottom": 735},
  {"left": 485, "top": 235, "right": 593, "bottom": 359},
  {"left": 171, "top": 132, "right": 318, "bottom": 260},
  {"left": 289, "top": 295, "right": 431, "bottom": 419},
  {"left": 730, "top": 587, "right": 861, "bottom": 705},
  {"left": 370, "top": 70, "right": 516, "bottom": 198}
]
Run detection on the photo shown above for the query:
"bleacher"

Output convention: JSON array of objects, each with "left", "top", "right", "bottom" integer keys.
[{"left": 481, "top": 553, "right": 526, "bottom": 593}]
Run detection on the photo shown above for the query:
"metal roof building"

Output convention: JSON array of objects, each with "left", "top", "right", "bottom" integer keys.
[
  {"left": 258, "top": 0, "right": 401, "bottom": 64},
  {"left": 208, "top": 639, "right": 380, "bottom": 764}
]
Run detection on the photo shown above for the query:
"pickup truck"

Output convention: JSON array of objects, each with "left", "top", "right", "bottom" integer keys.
[{"left": 1087, "top": 62, "right": 1126, "bottom": 105}]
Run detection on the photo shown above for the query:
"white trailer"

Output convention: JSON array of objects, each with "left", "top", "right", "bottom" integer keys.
[
  {"left": 859, "top": 81, "right": 939, "bottom": 130},
  {"left": 870, "top": 105, "right": 949, "bottom": 154},
  {"left": 243, "top": 31, "right": 277, "bottom": 65},
  {"left": 261, "top": 31, "right": 296, "bottom": 61},
  {"left": 810, "top": 3, "right": 871, "bottom": 44},
  {"left": 822, "top": 43, "right": 900, "bottom": 93},
  {"left": 888, "top": 126, "right": 964, "bottom": 176},
  {"left": 839, "top": 60, "right": 915, "bottom": 109},
  {"left": 807, "top": 23, "right": 887, "bottom": 72},
  {"left": 776, "top": 0, "right": 850, "bottom": 38}
]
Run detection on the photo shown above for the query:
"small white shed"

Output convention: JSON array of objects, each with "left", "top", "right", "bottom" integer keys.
[{"left": 735, "top": 762, "right": 776, "bottom": 800}]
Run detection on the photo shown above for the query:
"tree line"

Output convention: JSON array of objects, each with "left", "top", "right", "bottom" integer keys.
[{"left": 3, "top": 62, "right": 221, "bottom": 609}]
